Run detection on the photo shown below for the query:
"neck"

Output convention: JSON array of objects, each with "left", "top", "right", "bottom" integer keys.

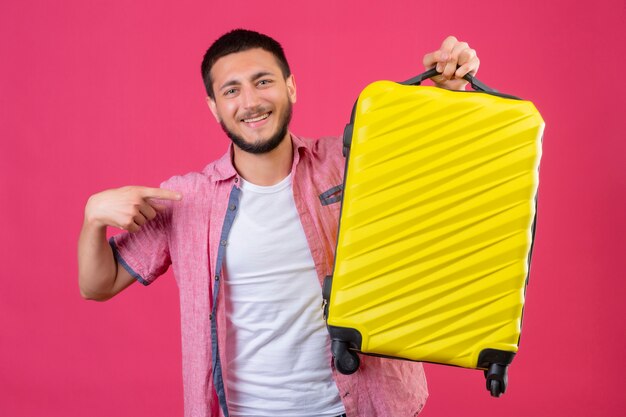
[{"left": 232, "top": 133, "right": 293, "bottom": 186}]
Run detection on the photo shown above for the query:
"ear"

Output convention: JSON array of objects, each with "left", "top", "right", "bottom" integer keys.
[
  {"left": 286, "top": 74, "right": 297, "bottom": 104},
  {"left": 206, "top": 97, "right": 221, "bottom": 123}
]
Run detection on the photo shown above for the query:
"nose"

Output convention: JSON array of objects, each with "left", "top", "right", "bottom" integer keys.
[{"left": 240, "top": 84, "right": 262, "bottom": 110}]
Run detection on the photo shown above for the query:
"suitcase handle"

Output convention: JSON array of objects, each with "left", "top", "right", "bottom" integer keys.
[{"left": 401, "top": 66, "right": 495, "bottom": 93}]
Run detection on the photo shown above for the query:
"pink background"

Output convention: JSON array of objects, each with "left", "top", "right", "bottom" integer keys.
[{"left": 1, "top": 0, "right": 625, "bottom": 416}]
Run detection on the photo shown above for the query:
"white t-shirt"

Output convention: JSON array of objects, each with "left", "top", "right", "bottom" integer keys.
[{"left": 223, "top": 173, "right": 345, "bottom": 417}]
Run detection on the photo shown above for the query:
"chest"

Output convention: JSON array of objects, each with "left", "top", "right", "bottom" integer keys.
[{"left": 225, "top": 185, "right": 314, "bottom": 277}]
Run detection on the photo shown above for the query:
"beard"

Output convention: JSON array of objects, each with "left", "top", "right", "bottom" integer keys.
[{"left": 220, "top": 100, "right": 293, "bottom": 155}]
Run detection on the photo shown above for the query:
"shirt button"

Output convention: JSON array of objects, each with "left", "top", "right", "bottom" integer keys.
[
  {"left": 229, "top": 204, "right": 236, "bottom": 211},
  {"left": 209, "top": 313, "right": 213, "bottom": 320},
  {"left": 234, "top": 178, "right": 239, "bottom": 183},
  {"left": 220, "top": 240, "right": 227, "bottom": 246},
  {"left": 214, "top": 275, "right": 220, "bottom": 281}
]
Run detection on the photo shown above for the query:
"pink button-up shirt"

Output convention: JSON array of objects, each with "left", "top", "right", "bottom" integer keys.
[{"left": 110, "top": 133, "right": 428, "bottom": 417}]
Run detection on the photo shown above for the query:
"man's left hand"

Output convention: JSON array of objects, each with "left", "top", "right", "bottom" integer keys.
[{"left": 422, "top": 36, "right": 480, "bottom": 91}]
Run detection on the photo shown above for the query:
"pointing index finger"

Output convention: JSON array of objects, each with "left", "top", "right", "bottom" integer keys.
[{"left": 140, "top": 186, "right": 183, "bottom": 201}]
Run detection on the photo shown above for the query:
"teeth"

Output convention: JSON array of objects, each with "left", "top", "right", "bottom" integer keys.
[{"left": 243, "top": 113, "right": 270, "bottom": 123}]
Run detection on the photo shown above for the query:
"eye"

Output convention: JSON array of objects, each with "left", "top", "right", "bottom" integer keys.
[
  {"left": 257, "top": 79, "right": 273, "bottom": 87},
  {"left": 223, "top": 88, "right": 237, "bottom": 97}
]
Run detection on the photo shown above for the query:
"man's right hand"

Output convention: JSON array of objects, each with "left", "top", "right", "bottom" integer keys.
[{"left": 85, "top": 186, "right": 182, "bottom": 232}]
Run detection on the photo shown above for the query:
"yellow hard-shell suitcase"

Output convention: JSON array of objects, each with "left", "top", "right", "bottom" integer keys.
[{"left": 322, "top": 68, "right": 544, "bottom": 397}]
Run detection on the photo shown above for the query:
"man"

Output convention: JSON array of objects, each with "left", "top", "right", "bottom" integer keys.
[{"left": 78, "top": 29, "right": 480, "bottom": 417}]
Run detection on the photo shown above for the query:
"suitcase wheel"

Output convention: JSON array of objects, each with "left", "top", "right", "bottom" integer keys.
[
  {"left": 484, "top": 363, "right": 508, "bottom": 397},
  {"left": 489, "top": 379, "right": 503, "bottom": 397},
  {"left": 332, "top": 340, "right": 360, "bottom": 375}
]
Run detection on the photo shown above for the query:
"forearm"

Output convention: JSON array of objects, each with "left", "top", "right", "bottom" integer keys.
[
  {"left": 77, "top": 212, "right": 117, "bottom": 301},
  {"left": 77, "top": 186, "right": 179, "bottom": 300}
]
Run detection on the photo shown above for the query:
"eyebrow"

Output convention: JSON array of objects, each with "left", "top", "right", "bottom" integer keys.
[{"left": 219, "top": 71, "right": 275, "bottom": 91}]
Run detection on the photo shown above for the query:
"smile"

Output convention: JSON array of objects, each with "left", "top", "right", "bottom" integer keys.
[{"left": 242, "top": 112, "right": 271, "bottom": 123}]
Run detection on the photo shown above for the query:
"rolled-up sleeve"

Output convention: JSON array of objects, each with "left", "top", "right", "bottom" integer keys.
[{"left": 108, "top": 181, "right": 174, "bottom": 286}]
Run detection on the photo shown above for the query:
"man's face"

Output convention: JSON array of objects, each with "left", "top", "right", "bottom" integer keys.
[{"left": 207, "top": 48, "right": 296, "bottom": 154}]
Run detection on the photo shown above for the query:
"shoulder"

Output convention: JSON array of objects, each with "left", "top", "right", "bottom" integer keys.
[
  {"left": 152, "top": 163, "right": 222, "bottom": 218},
  {"left": 296, "top": 134, "right": 341, "bottom": 151},
  {"left": 295, "top": 135, "right": 344, "bottom": 167},
  {"left": 150, "top": 163, "right": 222, "bottom": 216},
  {"left": 159, "top": 156, "right": 227, "bottom": 192},
  {"left": 312, "top": 135, "right": 343, "bottom": 154},
  {"left": 160, "top": 170, "right": 208, "bottom": 192}
]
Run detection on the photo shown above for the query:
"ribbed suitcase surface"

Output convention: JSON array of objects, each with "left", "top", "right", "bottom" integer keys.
[{"left": 326, "top": 79, "right": 543, "bottom": 395}]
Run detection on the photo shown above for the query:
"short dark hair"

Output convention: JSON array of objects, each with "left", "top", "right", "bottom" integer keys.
[{"left": 201, "top": 29, "right": 291, "bottom": 99}]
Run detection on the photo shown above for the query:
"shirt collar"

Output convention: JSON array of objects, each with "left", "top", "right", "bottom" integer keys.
[{"left": 207, "top": 132, "right": 310, "bottom": 181}]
